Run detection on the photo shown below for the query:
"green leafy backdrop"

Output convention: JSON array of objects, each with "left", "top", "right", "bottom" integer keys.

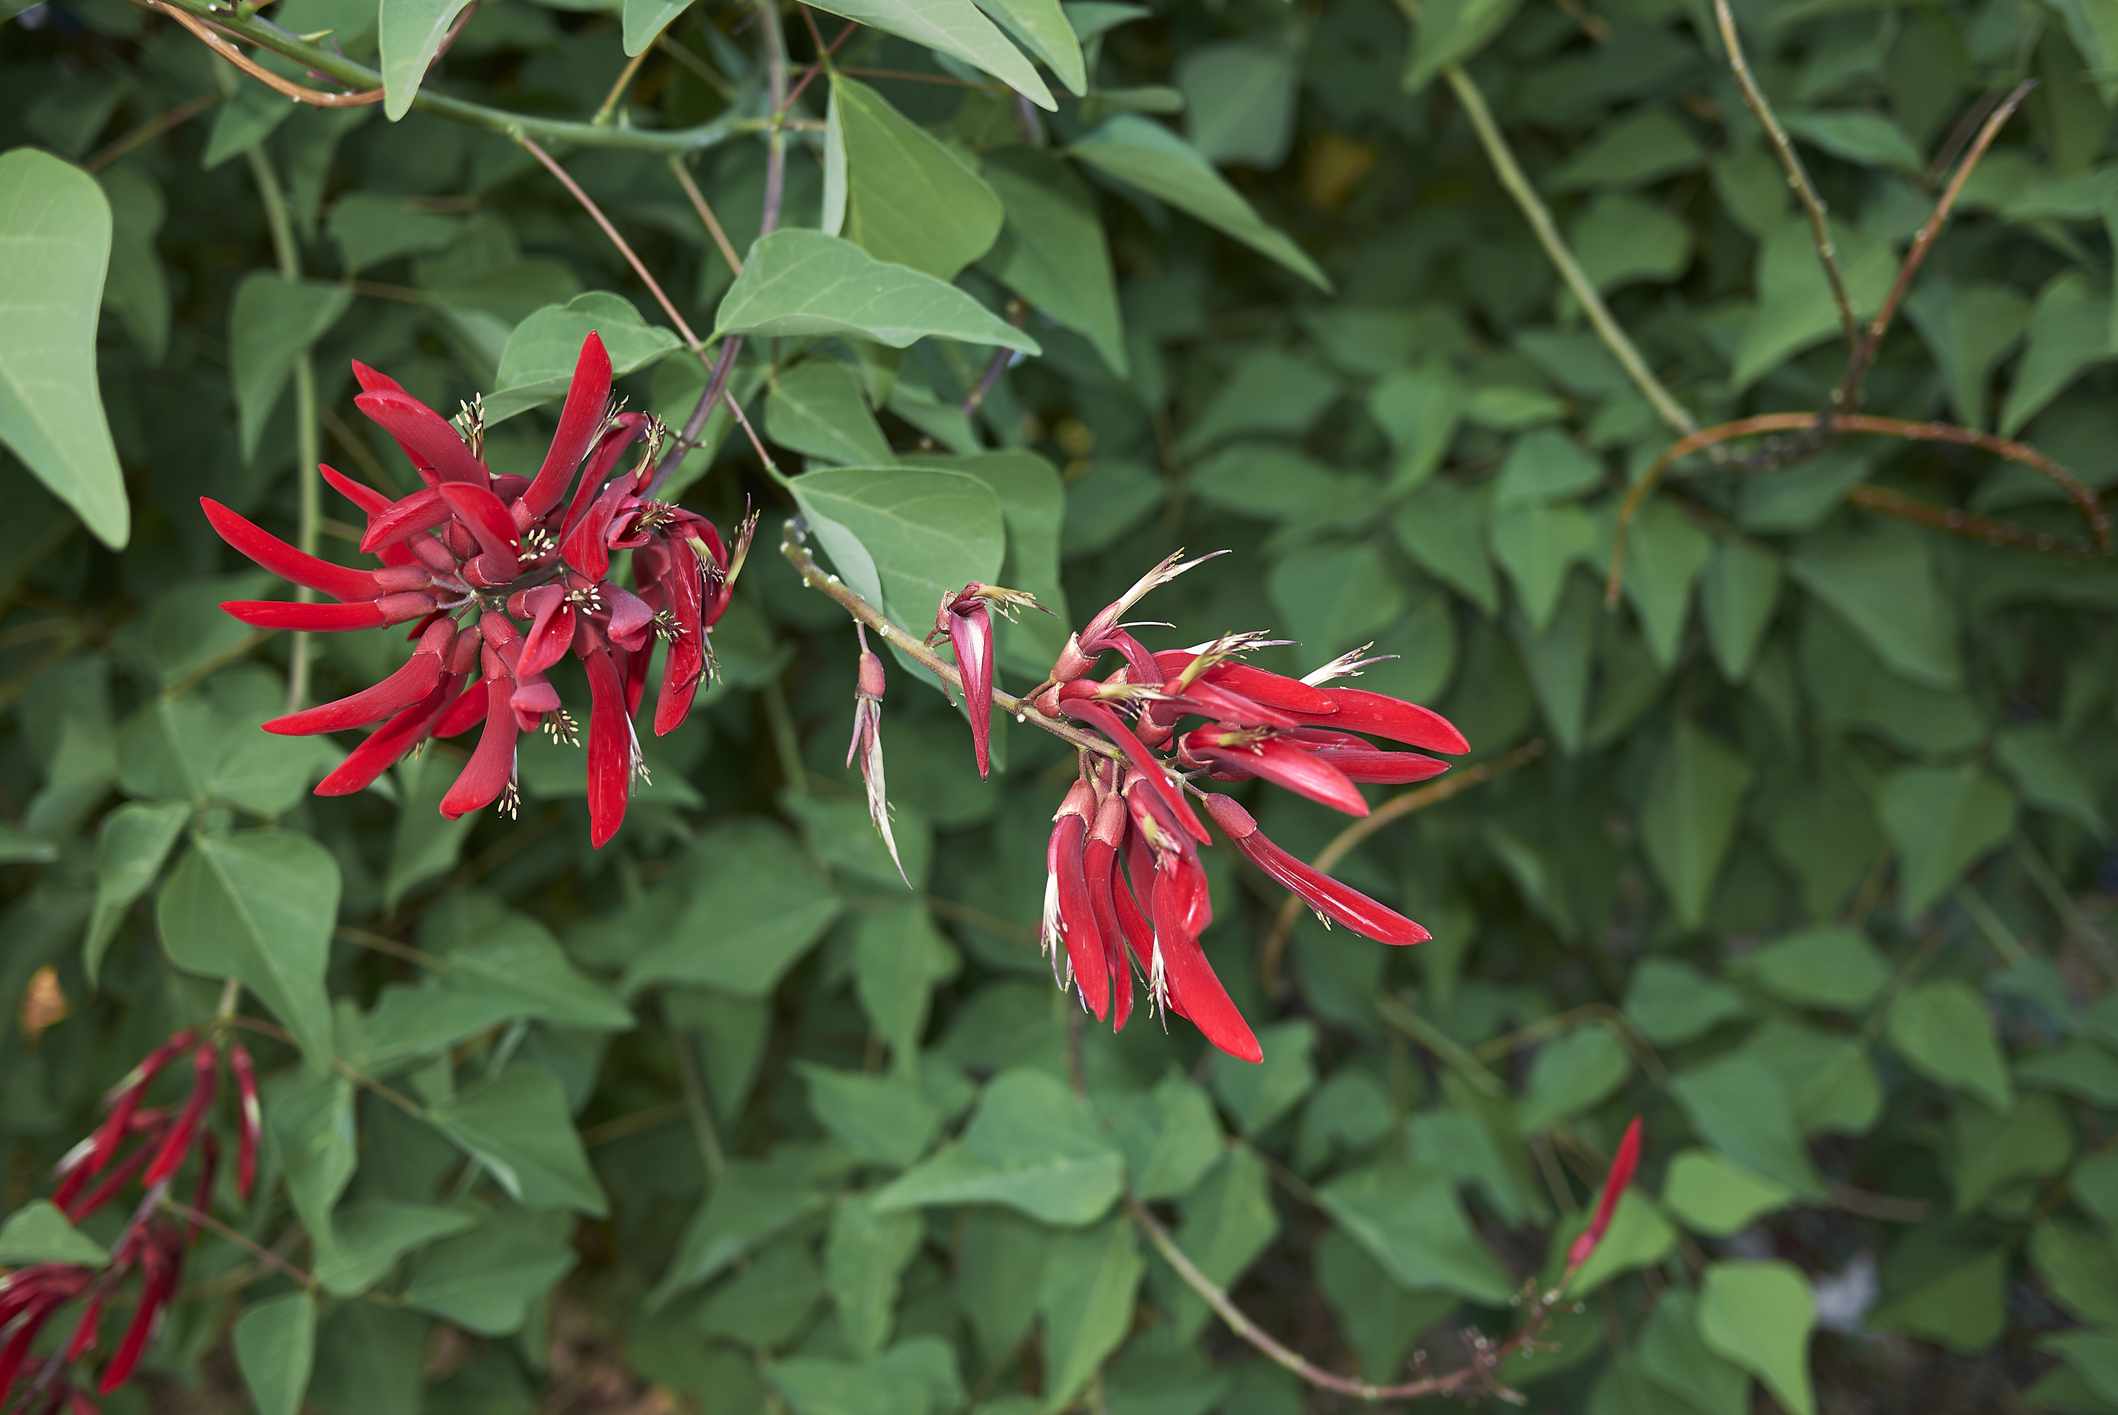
[{"left": 4, "top": 0, "right": 2118, "bottom": 1410}]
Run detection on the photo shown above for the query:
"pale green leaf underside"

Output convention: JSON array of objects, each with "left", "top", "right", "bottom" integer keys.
[{"left": 717, "top": 230, "right": 1039, "bottom": 354}]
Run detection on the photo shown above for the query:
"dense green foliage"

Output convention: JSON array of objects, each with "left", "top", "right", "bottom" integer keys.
[{"left": 4, "top": 0, "right": 2118, "bottom": 1410}]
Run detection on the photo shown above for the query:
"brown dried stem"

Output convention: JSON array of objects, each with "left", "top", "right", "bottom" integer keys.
[
  {"left": 85, "top": 92, "right": 219, "bottom": 171},
  {"left": 1712, "top": 0, "right": 1858, "bottom": 365},
  {"left": 1258, "top": 739, "right": 1548, "bottom": 994},
  {"left": 1605, "top": 411, "right": 2111, "bottom": 603},
  {"left": 1128, "top": 1194, "right": 1563, "bottom": 1403},
  {"left": 142, "top": 0, "right": 388, "bottom": 106},
  {"left": 668, "top": 156, "right": 745, "bottom": 277}
]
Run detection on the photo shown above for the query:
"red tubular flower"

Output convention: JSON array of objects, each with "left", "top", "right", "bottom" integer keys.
[
  {"left": 141, "top": 1043, "right": 216, "bottom": 1188},
  {"left": 1046, "top": 782, "right": 1109, "bottom": 1020},
  {"left": 1566, "top": 1117, "right": 1644, "bottom": 1274},
  {"left": 1147, "top": 853, "right": 1260, "bottom": 1064},
  {"left": 1057, "top": 695, "right": 1212, "bottom": 845},
  {"left": 1292, "top": 687, "right": 1469, "bottom": 756},
  {"left": 1082, "top": 785, "right": 1134, "bottom": 1031},
  {"left": 931, "top": 588, "right": 998, "bottom": 779},
  {"left": 1202, "top": 794, "right": 1430, "bottom": 945},
  {"left": 1178, "top": 728, "right": 1369, "bottom": 817},
  {"left": 97, "top": 1238, "right": 177, "bottom": 1395},
  {"left": 204, "top": 332, "right": 738, "bottom": 844}
]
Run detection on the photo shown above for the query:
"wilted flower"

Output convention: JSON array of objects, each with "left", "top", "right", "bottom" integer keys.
[
  {"left": 203, "top": 332, "right": 751, "bottom": 847},
  {"left": 846, "top": 626, "right": 907, "bottom": 886}
]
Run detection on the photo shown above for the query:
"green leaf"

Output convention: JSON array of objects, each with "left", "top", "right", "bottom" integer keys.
[
  {"left": 853, "top": 901, "right": 958, "bottom": 1064},
  {"left": 1906, "top": 280, "right": 2030, "bottom": 431},
  {"left": 1179, "top": 348, "right": 1342, "bottom": 455},
  {"left": 1155, "top": 1148, "right": 1279, "bottom": 1340},
  {"left": 1700, "top": 537, "right": 1781, "bottom": 681},
  {"left": 1068, "top": 117, "right": 1328, "bottom": 291},
  {"left": 1550, "top": 108, "right": 1704, "bottom": 190},
  {"left": 326, "top": 192, "right": 462, "bottom": 274},
  {"left": 1099, "top": 1072, "right": 1223, "bottom": 1202},
  {"left": 1623, "top": 958, "right": 1747, "bottom": 1046},
  {"left": 801, "top": 1065, "right": 942, "bottom": 1167},
  {"left": 2030, "top": 1221, "right": 2118, "bottom": 1326},
  {"left": 1739, "top": 926, "right": 1889, "bottom": 1012},
  {"left": 485, "top": 292, "right": 684, "bottom": 424},
  {"left": 0, "top": 1199, "right": 110, "bottom": 1266},
  {"left": 1641, "top": 722, "right": 1753, "bottom": 930},
  {"left": 767, "top": 358, "right": 894, "bottom": 466},
  {"left": 1997, "top": 724, "right": 2108, "bottom": 834},
  {"left": 1886, "top": 980, "right": 2012, "bottom": 1110},
  {"left": 1404, "top": 0, "right": 1524, "bottom": 92},
  {"left": 1621, "top": 501, "right": 1714, "bottom": 668},
  {"left": 402, "top": 1209, "right": 578, "bottom": 1335},
  {"left": 983, "top": 147, "right": 1127, "bottom": 374},
  {"left": 378, "top": 0, "right": 474, "bottom": 120},
  {"left": 270, "top": 1066, "right": 355, "bottom": 1251},
  {"left": 1662, "top": 1151, "right": 1793, "bottom": 1237},
  {"left": 313, "top": 1201, "right": 477, "bottom": 1297},
  {"left": 1878, "top": 765, "right": 2017, "bottom": 917},
  {"left": 0, "top": 149, "right": 127, "bottom": 547},
  {"left": 825, "top": 1196, "right": 924, "bottom": 1358},
  {"left": 908, "top": 449, "right": 1070, "bottom": 676},
  {"left": 717, "top": 230, "right": 1038, "bottom": 353},
  {"left": 977, "top": 0, "right": 1086, "bottom": 94},
  {"left": 791, "top": 465, "right": 1006, "bottom": 643},
  {"left": 157, "top": 830, "right": 338, "bottom": 1064},
  {"left": 1697, "top": 1261, "right": 1817, "bottom": 1415},
  {"left": 1210, "top": 1020, "right": 1318, "bottom": 1136},
  {"left": 1492, "top": 427, "right": 1600, "bottom": 509},
  {"left": 84, "top": 799, "right": 189, "bottom": 984},
  {"left": 1789, "top": 529, "right": 1962, "bottom": 690},
  {"left": 1490, "top": 503, "right": 1597, "bottom": 631},
  {"left": 2041, "top": 1333, "right": 2118, "bottom": 1407},
  {"left": 1393, "top": 479, "right": 1496, "bottom": 611},
  {"left": 1037, "top": 1217, "right": 1144, "bottom": 1412},
  {"left": 427, "top": 1067, "right": 609, "bottom": 1215},
  {"left": 1177, "top": 42, "right": 1296, "bottom": 167},
  {"left": 1730, "top": 219, "right": 1897, "bottom": 390},
  {"left": 234, "top": 1291, "right": 318, "bottom": 1415},
  {"left": 874, "top": 1069, "right": 1125, "bottom": 1225},
  {"left": 230, "top": 274, "right": 351, "bottom": 463},
  {"left": 2000, "top": 271, "right": 2112, "bottom": 436},
  {"left": 1370, "top": 361, "right": 1462, "bottom": 492},
  {"left": 1670, "top": 1056, "right": 1824, "bottom": 1196},
  {"left": 804, "top": 0, "right": 1055, "bottom": 109},
  {"left": 99, "top": 166, "right": 169, "bottom": 364},
  {"left": 622, "top": 822, "right": 844, "bottom": 995},
  {"left": 1570, "top": 191, "right": 1693, "bottom": 291},
  {"left": 1520, "top": 1022, "right": 1631, "bottom": 1132},
  {"left": 832, "top": 77, "right": 1004, "bottom": 280},
  {"left": 1868, "top": 1239, "right": 2006, "bottom": 1352},
  {"left": 1780, "top": 110, "right": 1923, "bottom": 172},
  {"left": 650, "top": 1155, "right": 832, "bottom": 1305},
  {"left": 1569, "top": 1191, "right": 1676, "bottom": 1295},
  {"left": 1315, "top": 1163, "right": 1514, "bottom": 1302},
  {"left": 623, "top": 0, "right": 695, "bottom": 55}
]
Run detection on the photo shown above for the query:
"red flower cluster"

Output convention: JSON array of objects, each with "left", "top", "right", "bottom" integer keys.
[
  {"left": 937, "top": 553, "right": 1469, "bottom": 1063},
  {"left": 1, "top": 1033, "right": 259, "bottom": 1411},
  {"left": 203, "top": 333, "right": 751, "bottom": 846}
]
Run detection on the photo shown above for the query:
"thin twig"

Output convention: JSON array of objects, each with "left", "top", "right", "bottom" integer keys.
[
  {"left": 782, "top": 524, "right": 1123, "bottom": 764},
  {"left": 669, "top": 156, "right": 745, "bottom": 277},
  {"left": 757, "top": 0, "right": 791, "bottom": 233},
  {"left": 1713, "top": 0, "right": 1858, "bottom": 366},
  {"left": 594, "top": 44, "right": 655, "bottom": 125},
  {"left": 664, "top": 1001, "right": 726, "bottom": 1179},
  {"left": 85, "top": 92, "right": 219, "bottom": 171},
  {"left": 1128, "top": 1195, "right": 1558, "bottom": 1403},
  {"left": 1440, "top": 65, "right": 1699, "bottom": 440},
  {"left": 143, "top": 0, "right": 385, "bottom": 105},
  {"left": 1259, "top": 740, "right": 1547, "bottom": 993},
  {"left": 143, "top": 0, "right": 757, "bottom": 152},
  {"left": 1605, "top": 411, "right": 2111, "bottom": 602},
  {"left": 161, "top": 1199, "right": 321, "bottom": 1291},
  {"left": 1833, "top": 81, "right": 2034, "bottom": 414},
  {"left": 781, "top": 20, "right": 859, "bottom": 114},
  {"left": 517, "top": 135, "right": 708, "bottom": 355}
]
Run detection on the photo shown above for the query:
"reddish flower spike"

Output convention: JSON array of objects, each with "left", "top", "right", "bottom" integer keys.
[{"left": 1566, "top": 1117, "right": 1644, "bottom": 1274}]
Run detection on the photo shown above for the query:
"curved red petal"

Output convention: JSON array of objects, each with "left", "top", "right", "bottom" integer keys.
[
  {"left": 200, "top": 498, "right": 379, "bottom": 601},
  {"left": 1058, "top": 699, "right": 1211, "bottom": 845},
  {"left": 314, "top": 678, "right": 456, "bottom": 795},
  {"left": 520, "top": 332, "right": 613, "bottom": 519},
  {"left": 439, "top": 678, "right": 520, "bottom": 819},
  {"left": 260, "top": 650, "right": 443, "bottom": 735},
  {"left": 1051, "top": 814, "right": 1108, "bottom": 1021},
  {"left": 583, "top": 647, "right": 632, "bottom": 848},
  {"left": 1150, "top": 867, "right": 1260, "bottom": 1064},
  {"left": 1241, "top": 831, "right": 1428, "bottom": 946},
  {"left": 1307, "top": 688, "right": 1469, "bottom": 755},
  {"left": 354, "top": 388, "right": 490, "bottom": 486},
  {"left": 221, "top": 599, "right": 391, "bottom": 632},
  {"left": 359, "top": 487, "right": 452, "bottom": 554},
  {"left": 436, "top": 481, "right": 521, "bottom": 562}
]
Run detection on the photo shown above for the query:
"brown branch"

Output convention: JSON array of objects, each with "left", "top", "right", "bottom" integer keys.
[
  {"left": 1259, "top": 739, "right": 1548, "bottom": 994},
  {"left": 1713, "top": 0, "right": 1857, "bottom": 364},
  {"left": 142, "top": 0, "right": 386, "bottom": 105},
  {"left": 1127, "top": 1195, "right": 1562, "bottom": 1403},
  {"left": 85, "top": 92, "right": 219, "bottom": 171},
  {"left": 517, "top": 134, "right": 707, "bottom": 355},
  {"left": 781, "top": 522, "right": 1122, "bottom": 764},
  {"left": 782, "top": 19, "right": 859, "bottom": 113},
  {"left": 1606, "top": 412, "right": 2111, "bottom": 603},
  {"left": 1833, "top": 81, "right": 2034, "bottom": 415},
  {"left": 668, "top": 156, "right": 745, "bottom": 277}
]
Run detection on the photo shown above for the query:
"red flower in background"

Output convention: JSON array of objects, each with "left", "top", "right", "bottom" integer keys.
[
  {"left": 2, "top": 1032, "right": 262, "bottom": 1410},
  {"left": 980, "top": 554, "right": 1470, "bottom": 1063},
  {"left": 203, "top": 333, "right": 752, "bottom": 847},
  {"left": 1566, "top": 1116, "right": 1645, "bottom": 1275}
]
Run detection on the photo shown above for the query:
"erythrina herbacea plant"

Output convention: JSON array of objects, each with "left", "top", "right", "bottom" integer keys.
[
  {"left": 1, "top": 1032, "right": 261, "bottom": 1411},
  {"left": 885, "top": 551, "right": 1469, "bottom": 1065},
  {"left": 201, "top": 332, "right": 753, "bottom": 847}
]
